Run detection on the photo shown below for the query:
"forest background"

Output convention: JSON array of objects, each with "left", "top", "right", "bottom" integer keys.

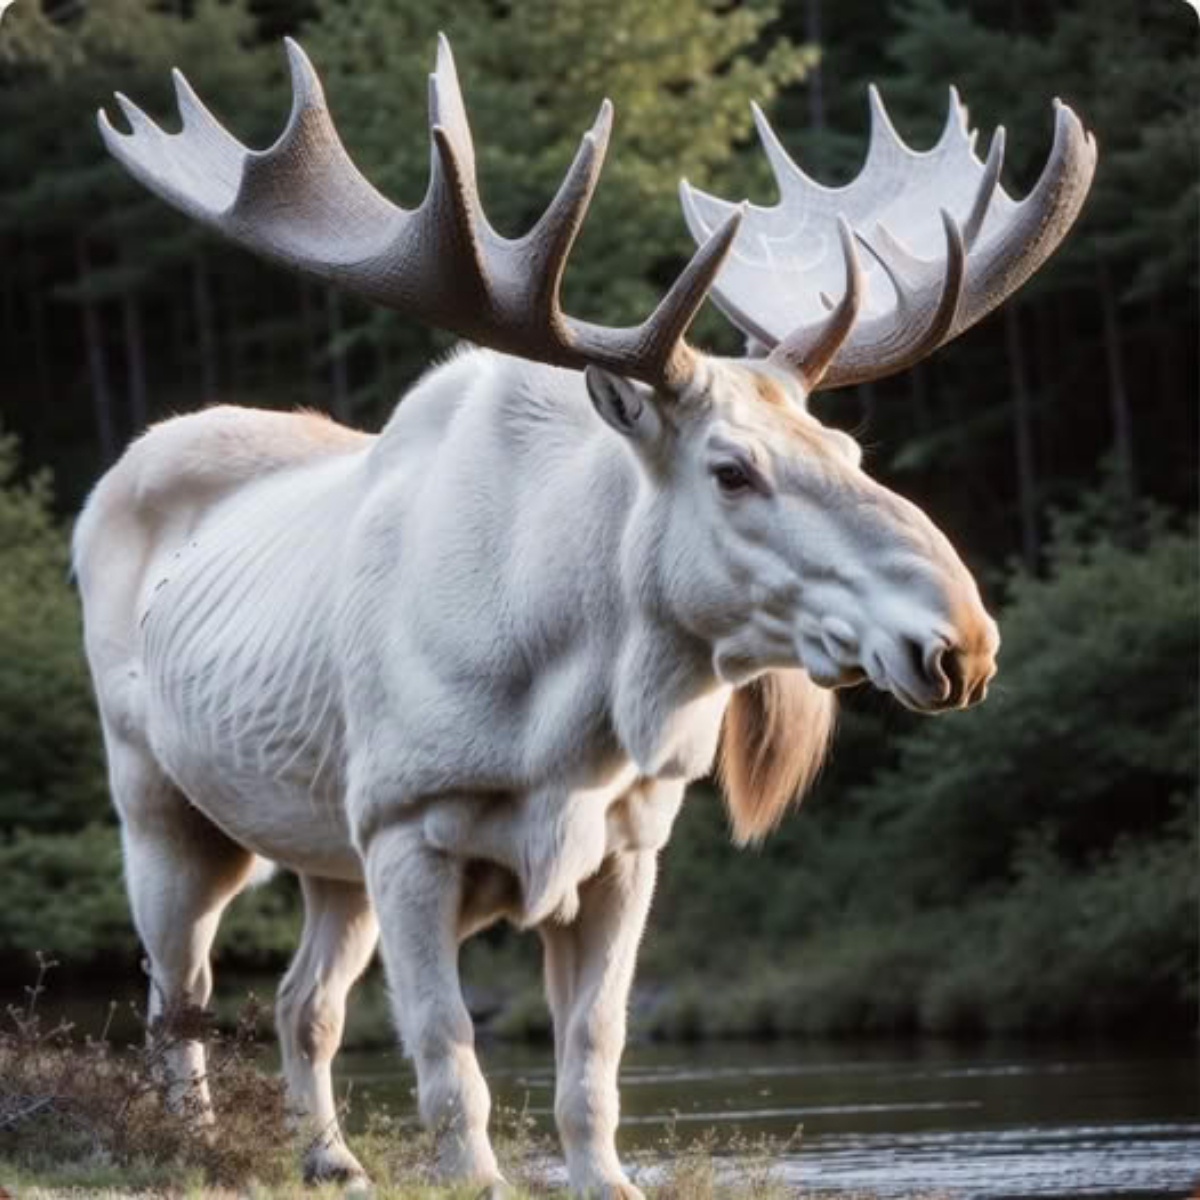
[{"left": 0, "top": 0, "right": 1195, "bottom": 1041}]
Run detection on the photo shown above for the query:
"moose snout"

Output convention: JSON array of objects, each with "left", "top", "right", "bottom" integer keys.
[{"left": 904, "top": 625, "right": 998, "bottom": 713}]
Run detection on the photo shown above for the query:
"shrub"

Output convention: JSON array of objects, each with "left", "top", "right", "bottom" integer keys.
[
  {"left": 0, "top": 433, "right": 108, "bottom": 834},
  {"left": 0, "top": 965, "right": 294, "bottom": 1189}
]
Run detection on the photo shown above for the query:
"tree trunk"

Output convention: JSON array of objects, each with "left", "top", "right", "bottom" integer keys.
[
  {"left": 75, "top": 234, "right": 118, "bottom": 466},
  {"left": 1153, "top": 291, "right": 1176, "bottom": 435},
  {"left": 2, "top": 236, "right": 16, "bottom": 354},
  {"left": 1004, "top": 304, "right": 1039, "bottom": 570},
  {"left": 193, "top": 254, "right": 220, "bottom": 403},
  {"left": 908, "top": 359, "right": 932, "bottom": 430},
  {"left": 326, "top": 287, "right": 349, "bottom": 421},
  {"left": 225, "top": 266, "right": 243, "bottom": 393},
  {"left": 1095, "top": 257, "right": 1136, "bottom": 505},
  {"left": 300, "top": 280, "right": 320, "bottom": 406},
  {"left": 23, "top": 237, "right": 52, "bottom": 463},
  {"left": 855, "top": 380, "right": 875, "bottom": 428},
  {"left": 1032, "top": 298, "right": 1057, "bottom": 477},
  {"left": 122, "top": 289, "right": 149, "bottom": 433},
  {"left": 805, "top": 0, "right": 826, "bottom": 142}
]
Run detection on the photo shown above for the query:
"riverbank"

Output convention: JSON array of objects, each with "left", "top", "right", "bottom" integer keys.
[
  {"left": 0, "top": 1027, "right": 840, "bottom": 1200},
  {"left": 6, "top": 977, "right": 1197, "bottom": 1199},
  {"left": 0, "top": 987, "right": 850, "bottom": 1198}
]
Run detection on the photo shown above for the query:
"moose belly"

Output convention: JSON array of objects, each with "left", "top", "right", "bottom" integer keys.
[
  {"left": 139, "top": 625, "right": 363, "bottom": 880},
  {"left": 148, "top": 702, "right": 363, "bottom": 880},
  {"left": 162, "top": 753, "right": 361, "bottom": 880}
]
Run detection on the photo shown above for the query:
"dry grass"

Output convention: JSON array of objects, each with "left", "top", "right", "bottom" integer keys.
[
  {"left": 0, "top": 960, "right": 943, "bottom": 1199},
  {"left": 0, "top": 957, "right": 295, "bottom": 1192}
]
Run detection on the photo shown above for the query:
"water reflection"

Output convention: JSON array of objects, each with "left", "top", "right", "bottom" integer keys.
[{"left": 338, "top": 1038, "right": 1200, "bottom": 1198}]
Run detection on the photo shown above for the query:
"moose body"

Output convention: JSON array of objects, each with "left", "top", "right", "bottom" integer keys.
[
  {"left": 80, "top": 351, "right": 743, "bottom": 903},
  {"left": 80, "top": 33, "right": 1093, "bottom": 1198}
]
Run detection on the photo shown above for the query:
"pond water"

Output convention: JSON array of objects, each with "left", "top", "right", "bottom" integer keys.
[
  {"left": 8, "top": 979, "right": 1197, "bottom": 1198},
  {"left": 337, "top": 1037, "right": 1199, "bottom": 1199}
]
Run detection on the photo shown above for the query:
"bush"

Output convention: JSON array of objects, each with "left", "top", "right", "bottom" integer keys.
[
  {"left": 0, "top": 972, "right": 294, "bottom": 1189},
  {"left": 0, "top": 433, "right": 108, "bottom": 834},
  {"left": 0, "top": 825, "right": 135, "bottom": 969},
  {"left": 853, "top": 501, "right": 1199, "bottom": 910}
]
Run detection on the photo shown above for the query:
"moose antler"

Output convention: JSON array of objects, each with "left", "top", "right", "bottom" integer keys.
[
  {"left": 99, "top": 36, "right": 742, "bottom": 392},
  {"left": 680, "top": 86, "right": 1097, "bottom": 392}
]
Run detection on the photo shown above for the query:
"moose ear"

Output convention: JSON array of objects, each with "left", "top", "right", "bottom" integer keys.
[{"left": 585, "top": 367, "right": 664, "bottom": 445}]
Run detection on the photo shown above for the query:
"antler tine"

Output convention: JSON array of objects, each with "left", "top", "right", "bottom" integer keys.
[
  {"left": 101, "top": 36, "right": 733, "bottom": 392},
  {"left": 961, "top": 127, "right": 1004, "bottom": 252},
  {"left": 820, "top": 209, "right": 965, "bottom": 388},
  {"left": 517, "top": 100, "right": 614, "bottom": 330},
  {"left": 750, "top": 101, "right": 823, "bottom": 209},
  {"left": 948, "top": 99, "right": 1096, "bottom": 335},
  {"left": 422, "top": 33, "right": 491, "bottom": 280},
  {"left": 769, "top": 217, "right": 864, "bottom": 390},
  {"left": 683, "top": 87, "right": 1096, "bottom": 393},
  {"left": 170, "top": 68, "right": 245, "bottom": 183},
  {"left": 617, "top": 205, "right": 745, "bottom": 390},
  {"left": 866, "top": 85, "right": 914, "bottom": 177},
  {"left": 428, "top": 34, "right": 477, "bottom": 180}
]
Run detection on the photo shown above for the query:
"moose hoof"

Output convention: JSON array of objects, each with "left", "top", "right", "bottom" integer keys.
[
  {"left": 475, "top": 1181, "right": 517, "bottom": 1200},
  {"left": 302, "top": 1142, "right": 371, "bottom": 1190},
  {"left": 589, "top": 1184, "right": 645, "bottom": 1200}
]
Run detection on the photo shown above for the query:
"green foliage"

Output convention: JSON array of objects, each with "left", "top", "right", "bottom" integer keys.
[
  {"left": 853, "top": 497, "right": 1198, "bottom": 908},
  {"left": 0, "top": 826, "right": 133, "bottom": 966},
  {"left": 0, "top": 435, "right": 108, "bottom": 833},
  {"left": 924, "top": 816, "right": 1198, "bottom": 1033}
]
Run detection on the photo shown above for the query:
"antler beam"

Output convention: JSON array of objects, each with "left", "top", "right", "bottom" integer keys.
[
  {"left": 99, "top": 36, "right": 742, "bottom": 392},
  {"left": 681, "top": 86, "right": 1097, "bottom": 392}
]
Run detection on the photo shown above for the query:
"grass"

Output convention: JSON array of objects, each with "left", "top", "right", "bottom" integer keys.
[{"left": 1, "top": 961, "right": 949, "bottom": 1200}]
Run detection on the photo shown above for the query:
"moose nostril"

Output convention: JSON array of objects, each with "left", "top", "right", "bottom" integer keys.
[
  {"left": 902, "top": 637, "right": 934, "bottom": 690},
  {"left": 904, "top": 637, "right": 955, "bottom": 701},
  {"left": 926, "top": 643, "right": 955, "bottom": 701}
]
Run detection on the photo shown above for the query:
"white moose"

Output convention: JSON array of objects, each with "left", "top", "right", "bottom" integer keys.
[{"left": 76, "top": 36, "right": 1094, "bottom": 1197}]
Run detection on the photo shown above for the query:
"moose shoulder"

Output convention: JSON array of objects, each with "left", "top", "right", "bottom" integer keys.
[{"left": 77, "top": 36, "right": 1094, "bottom": 1197}]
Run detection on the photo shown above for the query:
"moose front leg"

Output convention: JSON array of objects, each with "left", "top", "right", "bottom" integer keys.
[
  {"left": 364, "top": 823, "right": 506, "bottom": 1192},
  {"left": 541, "top": 849, "right": 657, "bottom": 1200}
]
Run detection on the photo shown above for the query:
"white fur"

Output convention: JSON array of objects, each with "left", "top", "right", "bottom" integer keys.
[{"left": 75, "top": 348, "right": 998, "bottom": 1194}]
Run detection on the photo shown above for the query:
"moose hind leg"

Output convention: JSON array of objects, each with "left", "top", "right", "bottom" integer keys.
[
  {"left": 277, "top": 874, "right": 378, "bottom": 1184},
  {"left": 113, "top": 739, "right": 257, "bottom": 1122},
  {"left": 364, "top": 823, "right": 504, "bottom": 1188}
]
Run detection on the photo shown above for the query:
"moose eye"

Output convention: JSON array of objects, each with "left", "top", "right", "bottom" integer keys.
[{"left": 712, "top": 462, "right": 754, "bottom": 494}]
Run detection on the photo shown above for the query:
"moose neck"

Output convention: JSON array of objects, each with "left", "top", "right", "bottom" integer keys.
[
  {"left": 374, "top": 350, "right": 734, "bottom": 786},
  {"left": 610, "top": 481, "right": 733, "bottom": 781},
  {"left": 507, "top": 356, "right": 734, "bottom": 782}
]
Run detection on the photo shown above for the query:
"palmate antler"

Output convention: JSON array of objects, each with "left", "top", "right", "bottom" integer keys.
[
  {"left": 681, "top": 87, "right": 1097, "bottom": 392},
  {"left": 98, "top": 37, "right": 742, "bottom": 392}
]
